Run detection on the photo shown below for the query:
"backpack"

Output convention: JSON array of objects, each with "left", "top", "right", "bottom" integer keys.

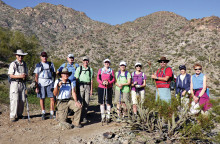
[
  {"left": 58, "top": 78, "right": 72, "bottom": 87},
  {"left": 79, "top": 66, "right": 92, "bottom": 82},
  {"left": 157, "top": 66, "right": 175, "bottom": 90},
  {"left": 64, "top": 62, "right": 78, "bottom": 71},
  {"left": 131, "top": 71, "right": 145, "bottom": 83},
  {"left": 8, "top": 61, "right": 27, "bottom": 84},
  {"left": 99, "top": 68, "right": 113, "bottom": 81},
  {"left": 117, "top": 70, "right": 128, "bottom": 80},
  {"left": 37, "top": 62, "right": 53, "bottom": 74}
]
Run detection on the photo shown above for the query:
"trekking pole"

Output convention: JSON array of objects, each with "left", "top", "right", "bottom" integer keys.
[
  {"left": 25, "top": 90, "right": 30, "bottom": 122},
  {"left": 147, "top": 61, "right": 160, "bottom": 99},
  {"left": 102, "top": 86, "right": 106, "bottom": 126},
  {"left": 105, "top": 84, "right": 108, "bottom": 125}
]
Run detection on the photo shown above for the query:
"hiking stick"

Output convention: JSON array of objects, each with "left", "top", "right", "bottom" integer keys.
[
  {"left": 25, "top": 90, "right": 30, "bottom": 122},
  {"left": 105, "top": 85, "right": 108, "bottom": 125},
  {"left": 147, "top": 61, "right": 160, "bottom": 99}
]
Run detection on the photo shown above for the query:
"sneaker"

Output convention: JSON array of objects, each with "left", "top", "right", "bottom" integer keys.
[
  {"left": 10, "top": 118, "right": 16, "bottom": 122},
  {"left": 82, "top": 118, "right": 88, "bottom": 123},
  {"left": 101, "top": 117, "right": 106, "bottom": 123},
  {"left": 42, "top": 114, "right": 45, "bottom": 120}
]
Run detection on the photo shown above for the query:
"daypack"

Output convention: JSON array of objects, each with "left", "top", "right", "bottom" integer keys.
[
  {"left": 117, "top": 70, "right": 128, "bottom": 80},
  {"left": 64, "top": 62, "right": 78, "bottom": 71},
  {"left": 57, "top": 78, "right": 72, "bottom": 87},
  {"left": 131, "top": 71, "right": 145, "bottom": 83},
  {"left": 99, "top": 68, "right": 113, "bottom": 81},
  {"left": 8, "top": 60, "right": 27, "bottom": 84},
  {"left": 37, "top": 62, "right": 53, "bottom": 75},
  {"left": 156, "top": 66, "right": 175, "bottom": 90},
  {"left": 79, "top": 66, "right": 92, "bottom": 82}
]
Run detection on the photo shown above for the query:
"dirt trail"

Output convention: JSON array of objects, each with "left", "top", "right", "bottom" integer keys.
[{"left": 0, "top": 99, "right": 122, "bottom": 144}]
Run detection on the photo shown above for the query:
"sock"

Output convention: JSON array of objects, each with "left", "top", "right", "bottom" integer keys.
[
  {"left": 107, "top": 105, "right": 111, "bottom": 119},
  {"left": 42, "top": 110, "right": 45, "bottom": 114},
  {"left": 50, "top": 110, "right": 54, "bottom": 115},
  {"left": 100, "top": 105, "right": 105, "bottom": 119}
]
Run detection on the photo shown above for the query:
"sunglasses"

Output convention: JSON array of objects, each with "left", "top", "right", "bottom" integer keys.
[
  {"left": 194, "top": 68, "right": 202, "bottom": 70},
  {"left": 17, "top": 55, "right": 24, "bottom": 57},
  {"left": 136, "top": 65, "right": 142, "bottom": 67},
  {"left": 160, "top": 61, "right": 167, "bottom": 63}
]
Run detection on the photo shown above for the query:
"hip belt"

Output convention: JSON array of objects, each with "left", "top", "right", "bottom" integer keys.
[{"left": 79, "top": 82, "right": 91, "bottom": 85}]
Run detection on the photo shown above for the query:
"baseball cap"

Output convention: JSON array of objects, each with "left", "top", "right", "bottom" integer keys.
[
  {"left": 103, "top": 59, "right": 111, "bottom": 63},
  {"left": 68, "top": 54, "right": 74, "bottom": 58},
  {"left": 119, "top": 61, "right": 126, "bottom": 66},
  {"left": 82, "top": 56, "right": 89, "bottom": 61},
  {"left": 135, "top": 62, "right": 142, "bottom": 67},
  {"left": 179, "top": 65, "right": 186, "bottom": 70},
  {"left": 41, "top": 52, "right": 48, "bottom": 57}
]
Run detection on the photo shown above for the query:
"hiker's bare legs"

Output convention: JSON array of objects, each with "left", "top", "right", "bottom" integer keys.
[
  {"left": 40, "top": 99, "right": 45, "bottom": 110},
  {"left": 133, "top": 104, "right": 137, "bottom": 115},
  {"left": 50, "top": 97, "right": 54, "bottom": 111}
]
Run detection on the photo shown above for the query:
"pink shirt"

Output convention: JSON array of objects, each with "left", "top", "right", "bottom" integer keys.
[{"left": 97, "top": 68, "right": 115, "bottom": 88}]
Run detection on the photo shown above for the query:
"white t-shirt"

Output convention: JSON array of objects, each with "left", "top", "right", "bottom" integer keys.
[
  {"left": 34, "top": 62, "right": 55, "bottom": 86},
  {"left": 54, "top": 79, "right": 74, "bottom": 100}
]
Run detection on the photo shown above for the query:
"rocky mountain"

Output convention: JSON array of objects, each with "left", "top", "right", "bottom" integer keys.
[{"left": 0, "top": 0, "right": 219, "bottom": 95}]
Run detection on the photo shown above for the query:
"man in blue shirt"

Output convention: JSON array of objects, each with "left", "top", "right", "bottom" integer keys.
[{"left": 57, "top": 54, "right": 79, "bottom": 87}]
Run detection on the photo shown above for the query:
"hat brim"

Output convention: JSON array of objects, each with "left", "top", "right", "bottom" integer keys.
[
  {"left": 60, "top": 72, "right": 72, "bottom": 75},
  {"left": 14, "top": 53, "right": 28, "bottom": 56},
  {"left": 157, "top": 60, "right": 169, "bottom": 63}
]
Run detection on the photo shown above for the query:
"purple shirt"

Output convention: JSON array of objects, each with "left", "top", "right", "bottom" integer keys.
[{"left": 131, "top": 72, "right": 147, "bottom": 91}]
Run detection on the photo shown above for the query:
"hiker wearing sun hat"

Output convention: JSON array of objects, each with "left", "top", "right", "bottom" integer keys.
[
  {"left": 97, "top": 58, "right": 115, "bottom": 123},
  {"left": 8, "top": 49, "right": 28, "bottom": 122},
  {"left": 114, "top": 61, "right": 131, "bottom": 122},
  {"left": 53, "top": 68, "right": 82, "bottom": 129},
  {"left": 34, "top": 51, "right": 56, "bottom": 120},
  {"left": 131, "top": 62, "right": 147, "bottom": 115},
  {"left": 151, "top": 57, "right": 173, "bottom": 103}
]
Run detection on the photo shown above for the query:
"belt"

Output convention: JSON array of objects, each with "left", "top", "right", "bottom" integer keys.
[
  {"left": 59, "top": 98, "right": 71, "bottom": 102},
  {"left": 11, "top": 79, "right": 25, "bottom": 82},
  {"left": 79, "top": 82, "right": 91, "bottom": 85}
]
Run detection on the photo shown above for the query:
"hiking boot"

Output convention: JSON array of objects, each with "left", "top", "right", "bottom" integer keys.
[
  {"left": 50, "top": 114, "right": 56, "bottom": 119},
  {"left": 101, "top": 117, "right": 106, "bottom": 123},
  {"left": 106, "top": 118, "right": 111, "bottom": 124},
  {"left": 82, "top": 118, "right": 88, "bottom": 123},
  {"left": 18, "top": 115, "right": 24, "bottom": 119},
  {"left": 74, "top": 124, "right": 82, "bottom": 128},
  {"left": 10, "top": 118, "right": 16, "bottom": 122},
  {"left": 116, "top": 118, "right": 121, "bottom": 123},
  {"left": 41, "top": 114, "right": 45, "bottom": 120}
]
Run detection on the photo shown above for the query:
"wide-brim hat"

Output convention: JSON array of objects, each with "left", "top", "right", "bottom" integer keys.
[
  {"left": 60, "top": 68, "right": 72, "bottom": 75},
  {"left": 157, "top": 57, "right": 170, "bottom": 63},
  {"left": 14, "top": 49, "right": 28, "bottom": 56},
  {"left": 135, "top": 62, "right": 142, "bottom": 67}
]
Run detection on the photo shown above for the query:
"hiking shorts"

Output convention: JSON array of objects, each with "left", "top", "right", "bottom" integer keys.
[
  {"left": 131, "top": 90, "right": 145, "bottom": 105},
  {"left": 37, "top": 83, "right": 54, "bottom": 99},
  {"left": 114, "top": 89, "right": 130, "bottom": 104},
  {"left": 98, "top": 87, "right": 113, "bottom": 105}
]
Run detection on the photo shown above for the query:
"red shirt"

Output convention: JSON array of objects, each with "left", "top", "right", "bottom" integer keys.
[{"left": 156, "top": 67, "right": 173, "bottom": 88}]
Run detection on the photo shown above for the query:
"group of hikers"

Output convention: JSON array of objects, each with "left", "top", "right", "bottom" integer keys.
[{"left": 8, "top": 49, "right": 212, "bottom": 128}]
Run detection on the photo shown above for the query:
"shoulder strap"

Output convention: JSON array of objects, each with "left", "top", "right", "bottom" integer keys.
[
  {"left": 117, "top": 70, "right": 121, "bottom": 79},
  {"left": 142, "top": 72, "right": 145, "bottom": 81},
  {"left": 125, "top": 71, "right": 128, "bottom": 79},
  {"left": 88, "top": 66, "right": 91, "bottom": 82},
  {"left": 14, "top": 61, "right": 20, "bottom": 73},
  {"left": 79, "top": 66, "right": 82, "bottom": 77}
]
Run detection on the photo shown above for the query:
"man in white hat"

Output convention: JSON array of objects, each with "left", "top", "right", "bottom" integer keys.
[
  {"left": 8, "top": 49, "right": 28, "bottom": 122},
  {"left": 74, "top": 56, "right": 93, "bottom": 123},
  {"left": 53, "top": 68, "right": 82, "bottom": 129}
]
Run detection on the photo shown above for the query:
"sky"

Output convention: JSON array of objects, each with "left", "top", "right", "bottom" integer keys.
[{"left": 2, "top": 0, "right": 220, "bottom": 25}]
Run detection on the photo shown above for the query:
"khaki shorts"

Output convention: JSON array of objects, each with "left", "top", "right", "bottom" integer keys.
[
  {"left": 114, "top": 89, "right": 130, "bottom": 104},
  {"left": 131, "top": 90, "right": 145, "bottom": 104}
]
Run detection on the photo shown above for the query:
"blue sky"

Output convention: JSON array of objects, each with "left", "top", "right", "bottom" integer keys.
[{"left": 2, "top": 0, "right": 220, "bottom": 25}]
